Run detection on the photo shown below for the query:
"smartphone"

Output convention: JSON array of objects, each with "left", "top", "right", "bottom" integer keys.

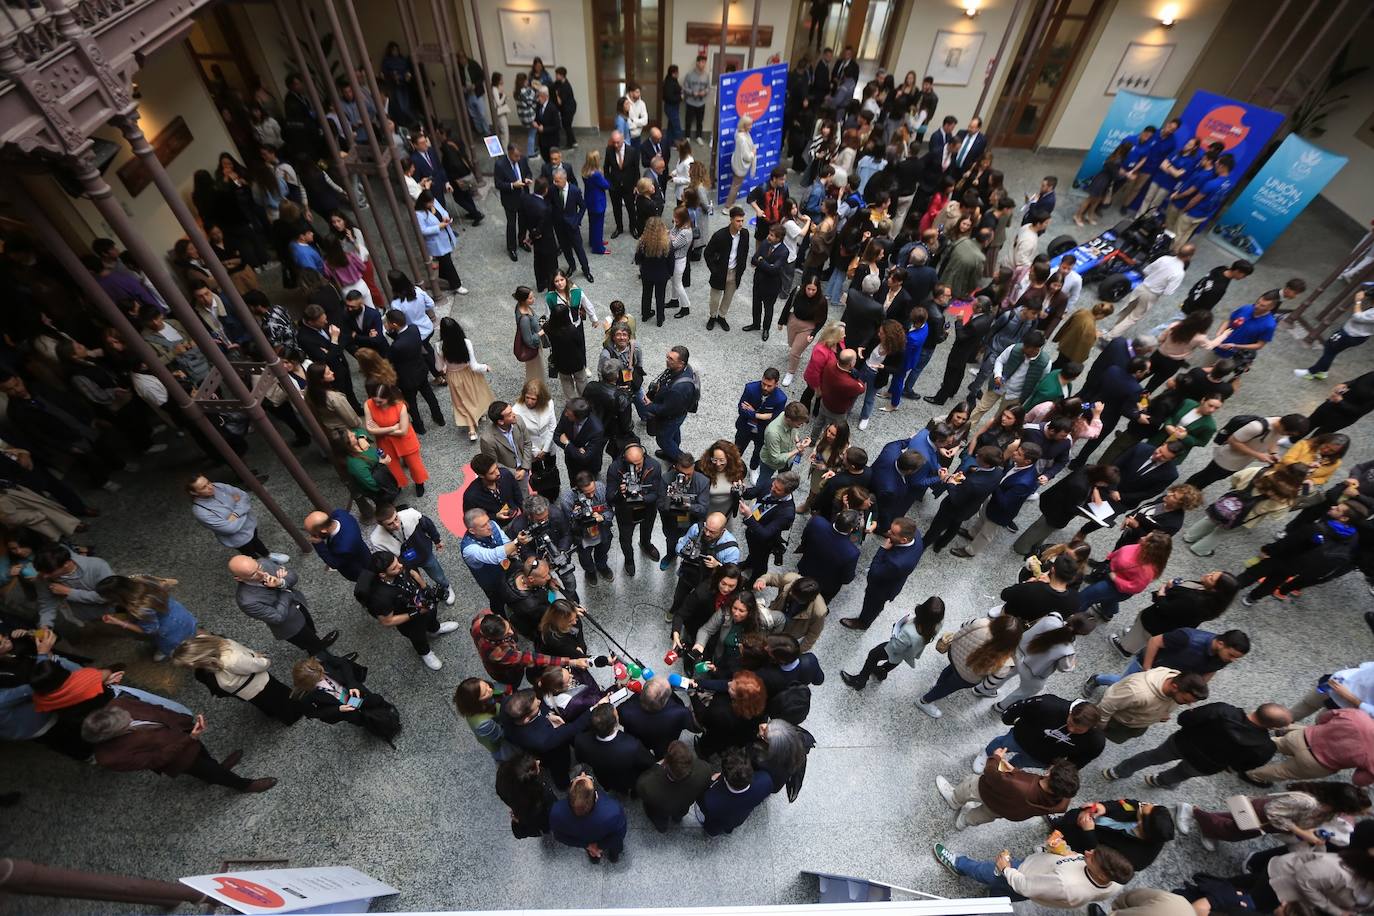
[{"left": 346, "top": 694, "right": 364, "bottom": 709}]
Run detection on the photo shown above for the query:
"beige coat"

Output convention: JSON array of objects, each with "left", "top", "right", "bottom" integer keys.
[
  {"left": 1268, "top": 849, "right": 1374, "bottom": 915},
  {"left": 1109, "top": 888, "right": 1197, "bottom": 916},
  {"left": 948, "top": 617, "right": 1013, "bottom": 683},
  {"left": 214, "top": 639, "right": 273, "bottom": 700},
  {"left": 760, "top": 571, "right": 828, "bottom": 651},
  {"left": 1098, "top": 666, "right": 1180, "bottom": 729}
]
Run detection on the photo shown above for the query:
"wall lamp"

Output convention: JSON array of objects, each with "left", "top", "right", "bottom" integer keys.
[
  {"left": 1158, "top": 4, "right": 1179, "bottom": 27},
  {"left": 962, "top": 0, "right": 980, "bottom": 18}
]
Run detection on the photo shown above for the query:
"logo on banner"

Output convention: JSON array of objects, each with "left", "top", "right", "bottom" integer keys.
[
  {"left": 211, "top": 877, "right": 286, "bottom": 908},
  {"left": 1288, "top": 149, "right": 1323, "bottom": 180},
  {"left": 1128, "top": 99, "right": 1154, "bottom": 123},
  {"left": 1195, "top": 105, "right": 1252, "bottom": 150},
  {"left": 735, "top": 73, "right": 773, "bottom": 122}
]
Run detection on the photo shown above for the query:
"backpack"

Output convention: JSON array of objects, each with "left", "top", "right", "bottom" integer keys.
[
  {"left": 1206, "top": 489, "right": 1264, "bottom": 529},
  {"left": 1213, "top": 414, "right": 1267, "bottom": 445},
  {"left": 674, "top": 366, "right": 702, "bottom": 414},
  {"left": 768, "top": 683, "right": 812, "bottom": 725}
]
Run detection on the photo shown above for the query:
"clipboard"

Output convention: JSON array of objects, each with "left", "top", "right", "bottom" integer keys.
[{"left": 1076, "top": 501, "right": 1115, "bottom": 528}]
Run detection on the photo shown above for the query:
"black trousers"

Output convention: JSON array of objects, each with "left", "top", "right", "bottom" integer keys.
[
  {"left": 451, "top": 185, "right": 481, "bottom": 218},
  {"left": 925, "top": 503, "right": 972, "bottom": 552},
  {"left": 534, "top": 246, "right": 560, "bottom": 292},
  {"left": 556, "top": 224, "right": 590, "bottom": 274},
  {"left": 641, "top": 277, "right": 669, "bottom": 321},
  {"left": 561, "top": 111, "right": 576, "bottom": 147},
  {"left": 855, "top": 583, "right": 889, "bottom": 627},
  {"left": 237, "top": 532, "right": 271, "bottom": 559},
  {"left": 734, "top": 428, "right": 765, "bottom": 469},
  {"left": 1184, "top": 460, "right": 1234, "bottom": 492},
  {"left": 475, "top": 577, "right": 508, "bottom": 618},
  {"left": 685, "top": 105, "right": 705, "bottom": 138},
  {"left": 932, "top": 346, "right": 975, "bottom": 404},
  {"left": 400, "top": 381, "right": 445, "bottom": 432},
  {"left": 742, "top": 534, "right": 779, "bottom": 582},
  {"left": 285, "top": 606, "right": 329, "bottom": 654},
  {"left": 751, "top": 282, "right": 780, "bottom": 329},
  {"left": 616, "top": 507, "right": 657, "bottom": 557},
  {"left": 503, "top": 198, "right": 523, "bottom": 253},
  {"left": 434, "top": 253, "right": 463, "bottom": 290},
  {"left": 660, "top": 510, "right": 697, "bottom": 559},
  {"left": 609, "top": 185, "right": 629, "bottom": 233},
  {"left": 184, "top": 745, "right": 252, "bottom": 791},
  {"left": 574, "top": 539, "right": 612, "bottom": 574},
  {"left": 396, "top": 608, "right": 440, "bottom": 656},
  {"left": 850, "top": 642, "right": 899, "bottom": 685}
]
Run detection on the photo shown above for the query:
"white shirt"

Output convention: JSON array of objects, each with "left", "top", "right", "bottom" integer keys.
[
  {"left": 627, "top": 98, "right": 648, "bottom": 137},
  {"left": 390, "top": 287, "right": 435, "bottom": 338},
  {"left": 992, "top": 344, "right": 1033, "bottom": 396},
  {"left": 1002, "top": 852, "right": 1122, "bottom": 908},
  {"left": 1140, "top": 255, "right": 1186, "bottom": 296},
  {"left": 1059, "top": 270, "right": 1083, "bottom": 312},
  {"left": 367, "top": 507, "right": 429, "bottom": 555},
  {"left": 672, "top": 156, "right": 694, "bottom": 198},
  {"left": 1012, "top": 225, "right": 1040, "bottom": 269},
  {"left": 513, "top": 401, "right": 557, "bottom": 453},
  {"left": 781, "top": 219, "right": 806, "bottom": 262},
  {"left": 726, "top": 230, "right": 741, "bottom": 270}
]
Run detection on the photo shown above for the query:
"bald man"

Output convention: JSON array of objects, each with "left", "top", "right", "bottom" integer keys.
[
  {"left": 305, "top": 508, "right": 370, "bottom": 581},
  {"left": 229, "top": 555, "right": 337, "bottom": 654}
]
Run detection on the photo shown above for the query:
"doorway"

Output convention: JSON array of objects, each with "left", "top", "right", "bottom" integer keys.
[
  {"left": 593, "top": 0, "right": 665, "bottom": 130},
  {"left": 794, "top": 0, "right": 901, "bottom": 77},
  {"left": 992, "top": 0, "right": 1106, "bottom": 148},
  {"left": 184, "top": 6, "right": 262, "bottom": 160}
]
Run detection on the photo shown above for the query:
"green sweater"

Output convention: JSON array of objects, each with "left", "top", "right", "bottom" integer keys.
[
  {"left": 1148, "top": 400, "right": 1217, "bottom": 461},
  {"left": 1024, "top": 371, "right": 1073, "bottom": 411},
  {"left": 761, "top": 415, "right": 802, "bottom": 471}
]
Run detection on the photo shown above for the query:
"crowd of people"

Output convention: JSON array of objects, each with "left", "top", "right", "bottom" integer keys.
[{"left": 4, "top": 29, "right": 1374, "bottom": 915}]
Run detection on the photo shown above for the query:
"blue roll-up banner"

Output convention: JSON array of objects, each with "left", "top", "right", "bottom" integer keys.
[
  {"left": 716, "top": 62, "right": 789, "bottom": 206},
  {"left": 1211, "top": 134, "right": 1348, "bottom": 260},
  {"left": 1073, "top": 90, "right": 1177, "bottom": 189},
  {"left": 1174, "top": 89, "right": 1285, "bottom": 182}
]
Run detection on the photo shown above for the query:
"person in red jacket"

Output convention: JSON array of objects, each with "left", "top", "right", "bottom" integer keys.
[
  {"left": 812, "top": 348, "right": 865, "bottom": 438},
  {"left": 1244, "top": 707, "right": 1374, "bottom": 787}
]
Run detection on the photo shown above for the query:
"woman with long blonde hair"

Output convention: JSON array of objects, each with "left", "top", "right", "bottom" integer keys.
[
  {"left": 172, "top": 633, "right": 301, "bottom": 724},
  {"left": 582, "top": 149, "right": 612, "bottom": 255},
  {"left": 96, "top": 575, "right": 199, "bottom": 661},
  {"left": 635, "top": 216, "right": 674, "bottom": 326},
  {"left": 799, "top": 319, "right": 846, "bottom": 411},
  {"left": 354, "top": 346, "right": 398, "bottom": 388}
]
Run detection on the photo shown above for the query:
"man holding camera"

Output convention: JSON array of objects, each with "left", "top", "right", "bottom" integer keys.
[
  {"left": 366, "top": 502, "right": 454, "bottom": 605},
  {"left": 464, "top": 454, "right": 526, "bottom": 534},
  {"left": 517, "top": 495, "right": 580, "bottom": 603},
  {"left": 658, "top": 451, "right": 710, "bottom": 572},
  {"left": 362, "top": 549, "right": 461, "bottom": 671},
  {"left": 635, "top": 345, "right": 698, "bottom": 462},
  {"left": 505, "top": 556, "right": 565, "bottom": 641},
  {"left": 554, "top": 398, "right": 607, "bottom": 480},
  {"left": 460, "top": 509, "right": 530, "bottom": 618},
  {"left": 559, "top": 472, "right": 616, "bottom": 586},
  {"left": 607, "top": 443, "right": 665, "bottom": 575},
  {"left": 739, "top": 471, "right": 800, "bottom": 582},
  {"left": 666, "top": 511, "right": 741, "bottom": 624}
]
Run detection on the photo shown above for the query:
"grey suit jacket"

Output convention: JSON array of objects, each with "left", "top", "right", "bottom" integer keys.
[
  {"left": 478, "top": 416, "right": 533, "bottom": 471},
  {"left": 235, "top": 566, "right": 307, "bottom": 640}
]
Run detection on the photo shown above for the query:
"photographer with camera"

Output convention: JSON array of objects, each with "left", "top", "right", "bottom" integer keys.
[
  {"left": 739, "top": 470, "right": 800, "bottom": 582},
  {"left": 518, "top": 495, "right": 580, "bottom": 600},
  {"left": 554, "top": 398, "right": 607, "bottom": 480},
  {"left": 461, "top": 509, "right": 530, "bottom": 617},
  {"left": 505, "top": 556, "right": 565, "bottom": 642},
  {"left": 670, "top": 562, "right": 742, "bottom": 666},
  {"left": 607, "top": 443, "right": 664, "bottom": 575},
  {"left": 635, "top": 345, "right": 699, "bottom": 462},
  {"left": 658, "top": 451, "right": 710, "bottom": 573},
  {"left": 734, "top": 369, "right": 788, "bottom": 471},
  {"left": 366, "top": 503, "right": 455, "bottom": 606},
  {"left": 582, "top": 365, "right": 636, "bottom": 457},
  {"left": 558, "top": 472, "right": 616, "bottom": 586},
  {"left": 362, "top": 549, "right": 461, "bottom": 671},
  {"left": 463, "top": 454, "right": 527, "bottom": 535},
  {"left": 666, "top": 511, "right": 741, "bottom": 626}
]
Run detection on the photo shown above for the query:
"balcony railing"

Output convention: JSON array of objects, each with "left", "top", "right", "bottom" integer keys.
[{"left": 1, "top": 0, "right": 147, "bottom": 69}]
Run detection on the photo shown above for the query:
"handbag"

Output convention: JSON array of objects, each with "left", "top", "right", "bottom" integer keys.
[
  {"left": 935, "top": 632, "right": 955, "bottom": 654},
  {"left": 513, "top": 325, "right": 539, "bottom": 363}
]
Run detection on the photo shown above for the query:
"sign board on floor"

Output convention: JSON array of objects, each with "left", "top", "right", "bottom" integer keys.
[
  {"left": 1073, "top": 90, "right": 1177, "bottom": 189},
  {"left": 180, "top": 866, "right": 397, "bottom": 914},
  {"left": 715, "top": 62, "right": 789, "bottom": 206}
]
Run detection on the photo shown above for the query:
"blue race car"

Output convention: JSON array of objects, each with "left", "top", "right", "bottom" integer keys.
[{"left": 1046, "top": 210, "right": 1176, "bottom": 302}]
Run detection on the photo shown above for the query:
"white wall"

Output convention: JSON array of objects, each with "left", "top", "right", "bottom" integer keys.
[
  {"left": 1299, "top": 17, "right": 1374, "bottom": 224},
  {"left": 891, "top": 0, "right": 1026, "bottom": 125},
  {"left": 1043, "top": 0, "right": 1232, "bottom": 149}
]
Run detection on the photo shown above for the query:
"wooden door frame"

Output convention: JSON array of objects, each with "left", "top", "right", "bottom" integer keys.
[
  {"left": 998, "top": 0, "right": 1105, "bottom": 149},
  {"left": 593, "top": 0, "right": 665, "bottom": 130}
]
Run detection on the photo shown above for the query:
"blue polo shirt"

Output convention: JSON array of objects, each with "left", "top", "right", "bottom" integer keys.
[
  {"left": 1140, "top": 627, "right": 1227, "bottom": 674},
  {"left": 1154, "top": 149, "right": 1199, "bottom": 191},
  {"left": 1143, "top": 131, "right": 1178, "bottom": 173},
  {"left": 1221, "top": 304, "right": 1278, "bottom": 348},
  {"left": 1123, "top": 133, "right": 1156, "bottom": 169},
  {"left": 1185, "top": 174, "right": 1234, "bottom": 218}
]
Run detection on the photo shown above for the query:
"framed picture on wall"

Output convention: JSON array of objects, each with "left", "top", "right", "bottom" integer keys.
[
  {"left": 926, "top": 30, "right": 984, "bottom": 87},
  {"left": 1106, "top": 42, "right": 1174, "bottom": 96},
  {"left": 498, "top": 8, "right": 555, "bottom": 67}
]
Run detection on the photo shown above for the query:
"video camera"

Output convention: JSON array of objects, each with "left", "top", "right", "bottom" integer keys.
[
  {"left": 620, "top": 466, "right": 646, "bottom": 505},
  {"left": 522, "top": 518, "right": 576, "bottom": 580},
  {"left": 570, "top": 494, "right": 607, "bottom": 530},
  {"left": 665, "top": 472, "right": 694, "bottom": 512}
]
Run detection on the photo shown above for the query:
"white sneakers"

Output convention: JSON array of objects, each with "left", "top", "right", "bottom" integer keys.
[
  {"left": 456, "top": 286, "right": 469, "bottom": 295},
  {"left": 917, "top": 699, "right": 943, "bottom": 718},
  {"left": 935, "top": 775, "right": 959, "bottom": 809},
  {"left": 444, "top": 588, "right": 456, "bottom": 606},
  {"left": 1174, "top": 802, "right": 1194, "bottom": 834},
  {"left": 858, "top": 418, "right": 870, "bottom": 430},
  {"left": 972, "top": 751, "right": 988, "bottom": 774},
  {"left": 421, "top": 652, "right": 443, "bottom": 670},
  {"left": 268, "top": 552, "right": 291, "bottom": 565},
  {"left": 436, "top": 621, "right": 460, "bottom": 635},
  {"left": 1293, "top": 369, "right": 1326, "bottom": 380},
  {"left": 781, "top": 373, "right": 794, "bottom": 387}
]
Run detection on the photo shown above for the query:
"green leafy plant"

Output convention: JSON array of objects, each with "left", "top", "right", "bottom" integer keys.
[{"left": 1287, "top": 42, "right": 1368, "bottom": 139}]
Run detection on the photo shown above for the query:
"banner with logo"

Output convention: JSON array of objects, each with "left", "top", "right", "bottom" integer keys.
[
  {"left": 1175, "top": 89, "right": 1284, "bottom": 182},
  {"left": 1210, "top": 134, "right": 1347, "bottom": 260},
  {"left": 1073, "top": 90, "right": 1177, "bottom": 189},
  {"left": 181, "top": 866, "right": 397, "bottom": 914},
  {"left": 716, "top": 62, "right": 789, "bottom": 205}
]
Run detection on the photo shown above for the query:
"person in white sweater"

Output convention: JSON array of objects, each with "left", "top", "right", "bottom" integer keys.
[
  {"left": 726, "top": 116, "right": 757, "bottom": 207},
  {"left": 933, "top": 841, "right": 1134, "bottom": 908}
]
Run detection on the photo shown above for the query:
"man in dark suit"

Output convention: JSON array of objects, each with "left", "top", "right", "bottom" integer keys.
[
  {"left": 382, "top": 309, "right": 445, "bottom": 433},
  {"left": 924, "top": 446, "right": 1005, "bottom": 553},
  {"left": 869, "top": 440, "right": 929, "bottom": 530},
  {"left": 1079, "top": 333, "right": 1157, "bottom": 402},
  {"left": 604, "top": 132, "right": 638, "bottom": 240},
  {"left": 550, "top": 766, "right": 628, "bottom": 860},
  {"left": 410, "top": 133, "right": 449, "bottom": 210},
  {"left": 539, "top": 147, "right": 580, "bottom": 189},
  {"left": 618, "top": 676, "right": 697, "bottom": 756},
  {"left": 553, "top": 66, "right": 578, "bottom": 148},
  {"left": 739, "top": 472, "right": 799, "bottom": 582},
  {"left": 639, "top": 127, "right": 667, "bottom": 175},
  {"left": 882, "top": 268, "right": 913, "bottom": 325},
  {"left": 697, "top": 748, "right": 774, "bottom": 836},
  {"left": 796, "top": 508, "right": 862, "bottom": 603},
  {"left": 928, "top": 115, "right": 959, "bottom": 158},
  {"left": 342, "top": 290, "right": 387, "bottom": 357},
  {"left": 463, "top": 453, "right": 527, "bottom": 532},
  {"left": 550, "top": 170, "right": 592, "bottom": 281},
  {"left": 810, "top": 50, "right": 833, "bottom": 106},
  {"left": 734, "top": 370, "right": 788, "bottom": 470},
  {"left": 572, "top": 703, "right": 655, "bottom": 794},
  {"left": 1109, "top": 440, "right": 1183, "bottom": 514},
  {"left": 953, "top": 442, "right": 1043, "bottom": 557},
  {"left": 914, "top": 145, "right": 954, "bottom": 215},
  {"left": 949, "top": 116, "right": 988, "bottom": 178},
  {"left": 297, "top": 304, "right": 362, "bottom": 413},
  {"left": 533, "top": 84, "right": 560, "bottom": 162},
  {"left": 840, "top": 272, "right": 885, "bottom": 350},
  {"left": 501, "top": 689, "right": 594, "bottom": 789},
  {"left": 840, "top": 516, "right": 924, "bottom": 630},
  {"left": 493, "top": 142, "right": 533, "bottom": 261},
  {"left": 519, "top": 178, "right": 560, "bottom": 292},
  {"left": 704, "top": 208, "right": 750, "bottom": 331},
  {"left": 1072, "top": 357, "right": 1152, "bottom": 467},
  {"left": 554, "top": 398, "right": 607, "bottom": 479}
]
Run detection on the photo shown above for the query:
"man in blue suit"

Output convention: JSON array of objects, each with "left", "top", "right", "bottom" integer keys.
[
  {"left": 1078, "top": 332, "right": 1157, "bottom": 402},
  {"left": 739, "top": 471, "right": 799, "bottom": 582},
  {"left": 550, "top": 170, "right": 592, "bottom": 282},
  {"left": 550, "top": 766, "right": 628, "bottom": 862},
  {"left": 493, "top": 142, "right": 534, "bottom": 261},
  {"left": 906, "top": 422, "right": 957, "bottom": 501},
  {"left": 1107, "top": 439, "right": 1182, "bottom": 514},
  {"left": 871, "top": 440, "right": 933, "bottom": 530},
  {"left": 928, "top": 115, "right": 959, "bottom": 159},
  {"left": 501, "top": 689, "right": 595, "bottom": 789},
  {"left": 923, "top": 446, "right": 1005, "bottom": 553},
  {"left": 1070, "top": 357, "right": 1151, "bottom": 467},
  {"left": 796, "top": 509, "right": 862, "bottom": 603},
  {"left": 410, "top": 134, "right": 449, "bottom": 210},
  {"left": 305, "top": 508, "right": 370, "bottom": 581},
  {"left": 734, "top": 370, "right": 788, "bottom": 470},
  {"left": 617, "top": 676, "right": 698, "bottom": 757},
  {"left": 953, "top": 442, "right": 1043, "bottom": 557},
  {"left": 841, "top": 516, "right": 924, "bottom": 630},
  {"left": 341, "top": 290, "right": 388, "bottom": 357},
  {"left": 695, "top": 748, "right": 773, "bottom": 836}
]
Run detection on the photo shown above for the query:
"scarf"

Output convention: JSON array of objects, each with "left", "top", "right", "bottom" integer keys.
[{"left": 33, "top": 666, "right": 104, "bottom": 712}]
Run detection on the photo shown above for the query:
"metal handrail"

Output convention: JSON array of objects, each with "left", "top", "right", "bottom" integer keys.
[{"left": 0, "top": 0, "right": 147, "bottom": 70}]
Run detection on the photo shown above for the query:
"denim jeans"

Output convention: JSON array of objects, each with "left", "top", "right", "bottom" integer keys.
[
  {"left": 858, "top": 363, "right": 880, "bottom": 420},
  {"left": 1309, "top": 329, "right": 1368, "bottom": 374},
  {"left": 1094, "top": 657, "right": 1142, "bottom": 688},
  {"left": 824, "top": 267, "right": 847, "bottom": 304},
  {"left": 655, "top": 416, "right": 685, "bottom": 462},
  {"left": 1078, "top": 577, "right": 1128, "bottom": 619},
  {"left": 983, "top": 731, "right": 1039, "bottom": 769},
  {"left": 954, "top": 856, "right": 1026, "bottom": 901},
  {"left": 418, "top": 554, "right": 451, "bottom": 591},
  {"left": 922, "top": 664, "right": 978, "bottom": 703},
  {"left": 113, "top": 685, "right": 193, "bottom": 716},
  {"left": 664, "top": 103, "right": 682, "bottom": 143}
]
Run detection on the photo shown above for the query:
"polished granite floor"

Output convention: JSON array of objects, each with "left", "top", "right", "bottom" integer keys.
[{"left": 3, "top": 137, "right": 1371, "bottom": 914}]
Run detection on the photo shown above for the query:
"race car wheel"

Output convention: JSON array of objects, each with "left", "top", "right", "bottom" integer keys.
[
  {"left": 1098, "top": 274, "right": 1132, "bottom": 302},
  {"left": 1047, "top": 234, "right": 1077, "bottom": 258}
]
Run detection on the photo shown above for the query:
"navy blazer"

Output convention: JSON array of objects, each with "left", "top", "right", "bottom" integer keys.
[
  {"left": 1111, "top": 442, "right": 1180, "bottom": 510},
  {"left": 297, "top": 322, "right": 350, "bottom": 374},
  {"left": 743, "top": 493, "right": 796, "bottom": 549},
  {"left": 1097, "top": 364, "right": 1146, "bottom": 432},
  {"left": 928, "top": 128, "right": 958, "bottom": 158},
  {"left": 411, "top": 147, "right": 448, "bottom": 193},
  {"left": 698, "top": 771, "right": 774, "bottom": 836},
  {"left": 550, "top": 792, "right": 627, "bottom": 848},
  {"left": 573, "top": 729, "right": 656, "bottom": 794},
  {"left": 870, "top": 439, "right": 925, "bottom": 527},
  {"left": 551, "top": 183, "right": 587, "bottom": 229},
  {"left": 501, "top": 704, "right": 591, "bottom": 754},
  {"left": 866, "top": 537, "right": 924, "bottom": 601},
  {"left": 617, "top": 693, "right": 696, "bottom": 758},
  {"left": 492, "top": 154, "right": 533, "bottom": 206},
  {"left": 1080, "top": 336, "right": 1136, "bottom": 401},
  {"left": 950, "top": 130, "right": 988, "bottom": 175},
  {"left": 986, "top": 464, "right": 1041, "bottom": 527},
  {"left": 462, "top": 467, "right": 527, "bottom": 525},
  {"left": 311, "top": 509, "right": 371, "bottom": 581},
  {"left": 541, "top": 160, "right": 580, "bottom": 190},
  {"left": 735, "top": 380, "right": 788, "bottom": 437},
  {"left": 554, "top": 413, "right": 607, "bottom": 479},
  {"left": 343, "top": 305, "right": 388, "bottom": 355},
  {"left": 386, "top": 324, "right": 429, "bottom": 390},
  {"left": 936, "top": 464, "right": 1004, "bottom": 522},
  {"left": 797, "top": 514, "right": 860, "bottom": 596}
]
